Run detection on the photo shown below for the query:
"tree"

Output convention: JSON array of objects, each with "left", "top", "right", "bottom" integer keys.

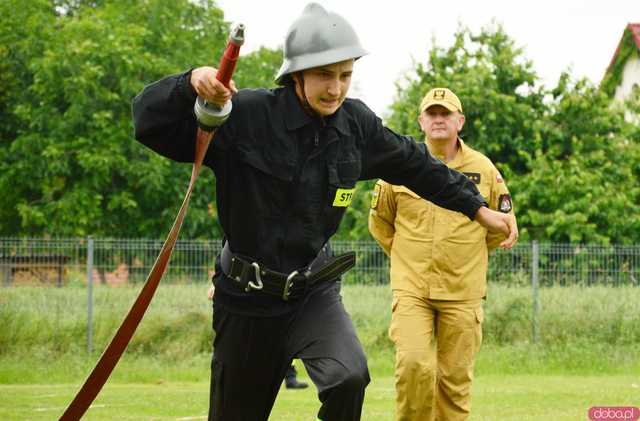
[
  {"left": 511, "top": 75, "right": 640, "bottom": 243},
  {"left": 0, "top": 0, "right": 281, "bottom": 238},
  {"left": 386, "top": 23, "right": 547, "bottom": 176},
  {"left": 383, "top": 24, "right": 640, "bottom": 244},
  {"left": 0, "top": 0, "right": 57, "bottom": 233},
  {"left": 234, "top": 46, "right": 282, "bottom": 90}
]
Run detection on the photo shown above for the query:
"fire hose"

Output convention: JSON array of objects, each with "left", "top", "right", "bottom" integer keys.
[{"left": 58, "top": 23, "right": 245, "bottom": 420}]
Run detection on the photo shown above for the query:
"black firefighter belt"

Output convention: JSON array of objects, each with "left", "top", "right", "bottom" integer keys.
[{"left": 220, "top": 241, "right": 356, "bottom": 301}]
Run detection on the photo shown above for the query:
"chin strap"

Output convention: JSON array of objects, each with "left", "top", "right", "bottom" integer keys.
[{"left": 294, "top": 73, "right": 321, "bottom": 118}]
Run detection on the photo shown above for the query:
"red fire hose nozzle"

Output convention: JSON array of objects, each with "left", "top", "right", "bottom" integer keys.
[{"left": 194, "top": 23, "right": 245, "bottom": 131}]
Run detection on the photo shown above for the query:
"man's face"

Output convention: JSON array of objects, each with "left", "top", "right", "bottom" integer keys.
[
  {"left": 296, "top": 59, "right": 354, "bottom": 116},
  {"left": 418, "top": 105, "right": 465, "bottom": 141}
]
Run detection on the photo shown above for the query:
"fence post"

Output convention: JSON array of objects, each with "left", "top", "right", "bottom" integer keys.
[
  {"left": 531, "top": 240, "right": 539, "bottom": 343},
  {"left": 87, "top": 236, "right": 94, "bottom": 354}
]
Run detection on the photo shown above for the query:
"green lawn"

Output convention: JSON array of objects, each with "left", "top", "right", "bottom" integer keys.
[
  {"left": 2, "top": 284, "right": 639, "bottom": 420},
  {"left": 1, "top": 374, "right": 637, "bottom": 420}
]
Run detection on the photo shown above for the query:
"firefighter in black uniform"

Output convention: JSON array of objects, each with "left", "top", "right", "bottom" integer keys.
[{"left": 132, "top": 3, "right": 517, "bottom": 421}]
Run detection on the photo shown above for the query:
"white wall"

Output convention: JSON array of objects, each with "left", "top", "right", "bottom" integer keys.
[{"left": 614, "top": 56, "right": 640, "bottom": 101}]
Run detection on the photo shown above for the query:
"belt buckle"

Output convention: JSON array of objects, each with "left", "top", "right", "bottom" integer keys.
[
  {"left": 282, "top": 270, "right": 299, "bottom": 301},
  {"left": 244, "top": 262, "right": 264, "bottom": 292}
]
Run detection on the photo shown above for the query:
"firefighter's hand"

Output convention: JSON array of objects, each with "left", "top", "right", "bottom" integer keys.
[
  {"left": 207, "top": 284, "right": 215, "bottom": 301},
  {"left": 191, "top": 66, "right": 237, "bottom": 107},
  {"left": 475, "top": 206, "right": 518, "bottom": 249}
]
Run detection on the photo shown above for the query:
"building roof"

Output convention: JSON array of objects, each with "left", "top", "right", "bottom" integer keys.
[{"left": 606, "top": 23, "right": 640, "bottom": 74}]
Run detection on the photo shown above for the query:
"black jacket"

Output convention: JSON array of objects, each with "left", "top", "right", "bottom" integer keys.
[{"left": 132, "top": 70, "right": 485, "bottom": 313}]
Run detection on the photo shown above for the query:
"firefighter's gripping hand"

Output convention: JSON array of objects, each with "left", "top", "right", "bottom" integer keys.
[
  {"left": 191, "top": 66, "right": 237, "bottom": 107},
  {"left": 474, "top": 206, "right": 518, "bottom": 249}
]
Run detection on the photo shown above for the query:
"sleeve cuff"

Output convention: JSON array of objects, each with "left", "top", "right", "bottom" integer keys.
[
  {"left": 176, "top": 69, "right": 198, "bottom": 105},
  {"left": 464, "top": 193, "right": 488, "bottom": 221}
]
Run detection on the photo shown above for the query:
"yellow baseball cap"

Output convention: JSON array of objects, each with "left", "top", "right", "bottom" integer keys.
[{"left": 419, "top": 88, "right": 463, "bottom": 113}]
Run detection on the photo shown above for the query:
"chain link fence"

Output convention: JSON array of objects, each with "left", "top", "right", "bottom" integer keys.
[
  {"left": 3, "top": 237, "right": 639, "bottom": 348},
  {"left": 1, "top": 237, "right": 639, "bottom": 287},
  {"left": 489, "top": 242, "right": 640, "bottom": 287}
]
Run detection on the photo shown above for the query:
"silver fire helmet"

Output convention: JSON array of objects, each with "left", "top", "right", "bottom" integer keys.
[{"left": 275, "top": 3, "right": 369, "bottom": 85}]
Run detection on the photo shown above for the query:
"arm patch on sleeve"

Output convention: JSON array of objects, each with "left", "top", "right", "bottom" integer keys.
[
  {"left": 370, "top": 183, "right": 381, "bottom": 209},
  {"left": 498, "top": 194, "right": 512, "bottom": 213}
]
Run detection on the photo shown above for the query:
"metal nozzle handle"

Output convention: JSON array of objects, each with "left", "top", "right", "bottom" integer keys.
[
  {"left": 229, "top": 23, "right": 245, "bottom": 46},
  {"left": 194, "top": 23, "right": 245, "bottom": 131}
]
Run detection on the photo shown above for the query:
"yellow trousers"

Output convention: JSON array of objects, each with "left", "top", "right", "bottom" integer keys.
[{"left": 388, "top": 290, "right": 483, "bottom": 421}]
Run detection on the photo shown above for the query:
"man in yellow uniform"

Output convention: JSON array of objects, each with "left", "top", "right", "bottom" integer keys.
[{"left": 368, "top": 88, "right": 516, "bottom": 421}]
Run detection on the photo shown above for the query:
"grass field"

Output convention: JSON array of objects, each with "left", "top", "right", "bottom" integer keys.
[
  {"left": 1, "top": 373, "right": 638, "bottom": 420},
  {"left": 1, "top": 284, "right": 639, "bottom": 419}
]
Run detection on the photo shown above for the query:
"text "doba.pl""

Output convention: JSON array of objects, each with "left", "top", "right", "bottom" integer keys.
[{"left": 589, "top": 407, "right": 640, "bottom": 421}]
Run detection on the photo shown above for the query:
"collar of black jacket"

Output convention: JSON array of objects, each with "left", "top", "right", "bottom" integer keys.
[{"left": 282, "top": 85, "right": 351, "bottom": 136}]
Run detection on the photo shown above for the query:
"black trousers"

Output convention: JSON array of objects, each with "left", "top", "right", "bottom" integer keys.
[{"left": 208, "top": 282, "right": 370, "bottom": 421}]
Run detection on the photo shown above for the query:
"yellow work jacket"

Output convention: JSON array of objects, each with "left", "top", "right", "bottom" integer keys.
[{"left": 368, "top": 139, "right": 513, "bottom": 299}]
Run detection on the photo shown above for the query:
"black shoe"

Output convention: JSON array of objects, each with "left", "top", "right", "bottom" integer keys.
[{"left": 285, "top": 377, "right": 309, "bottom": 389}]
